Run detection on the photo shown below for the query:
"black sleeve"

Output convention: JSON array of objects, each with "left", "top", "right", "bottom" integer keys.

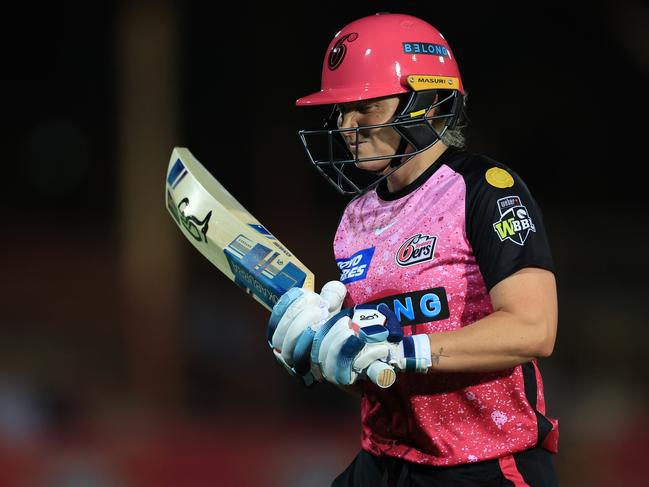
[{"left": 461, "top": 155, "right": 555, "bottom": 291}]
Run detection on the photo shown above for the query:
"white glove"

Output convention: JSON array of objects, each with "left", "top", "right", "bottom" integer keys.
[
  {"left": 267, "top": 281, "right": 347, "bottom": 384},
  {"left": 311, "top": 304, "right": 433, "bottom": 386}
]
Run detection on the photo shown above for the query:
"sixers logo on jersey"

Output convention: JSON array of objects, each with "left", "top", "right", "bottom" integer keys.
[
  {"left": 337, "top": 247, "right": 375, "bottom": 284},
  {"left": 396, "top": 233, "right": 437, "bottom": 267}
]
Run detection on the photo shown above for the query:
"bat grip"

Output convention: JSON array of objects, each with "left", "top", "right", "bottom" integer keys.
[{"left": 365, "top": 361, "right": 396, "bottom": 388}]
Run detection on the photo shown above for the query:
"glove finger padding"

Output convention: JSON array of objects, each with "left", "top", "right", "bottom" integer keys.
[
  {"left": 267, "top": 281, "right": 348, "bottom": 386},
  {"left": 310, "top": 309, "right": 353, "bottom": 375},
  {"left": 292, "top": 325, "right": 318, "bottom": 377},
  {"left": 270, "top": 290, "right": 323, "bottom": 354},
  {"left": 319, "top": 318, "right": 357, "bottom": 384},
  {"left": 268, "top": 287, "right": 304, "bottom": 343},
  {"left": 327, "top": 330, "right": 392, "bottom": 386},
  {"left": 319, "top": 280, "right": 347, "bottom": 314},
  {"left": 292, "top": 288, "right": 346, "bottom": 379},
  {"left": 350, "top": 342, "right": 391, "bottom": 373},
  {"left": 269, "top": 280, "right": 346, "bottom": 353},
  {"left": 272, "top": 348, "right": 295, "bottom": 377},
  {"left": 315, "top": 309, "right": 399, "bottom": 386},
  {"left": 279, "top": 304, "right": 326, "bottom": 363},
  {"left": 377, "top": 303, "right": 404, "bottom": 342}
]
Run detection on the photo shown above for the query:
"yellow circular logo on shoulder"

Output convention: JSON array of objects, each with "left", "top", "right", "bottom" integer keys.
[{"left": 485, "top": 167, "right": 514, "bottom": 188}]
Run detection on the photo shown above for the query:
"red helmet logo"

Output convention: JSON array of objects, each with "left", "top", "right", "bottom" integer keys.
[{"left": 328, "top": 33, "right": 358, "bottom": 71}]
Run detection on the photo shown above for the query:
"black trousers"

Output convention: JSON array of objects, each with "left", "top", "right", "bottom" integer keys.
[{"left": 331, "top": 447, "right": 559, "bottom": 487}]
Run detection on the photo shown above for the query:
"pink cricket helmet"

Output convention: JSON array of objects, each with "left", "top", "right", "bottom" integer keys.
[{"left": 297, "top": 13, "right": 464, "bottom": 106}]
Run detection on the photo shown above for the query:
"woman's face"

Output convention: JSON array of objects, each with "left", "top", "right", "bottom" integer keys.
[{"left": 336, "top": 95, "right": 403, "bottom": 172}]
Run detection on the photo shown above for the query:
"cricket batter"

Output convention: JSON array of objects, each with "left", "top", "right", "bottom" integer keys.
[{"left": 268, "top": 13, "right": 559, "bottom": 486}]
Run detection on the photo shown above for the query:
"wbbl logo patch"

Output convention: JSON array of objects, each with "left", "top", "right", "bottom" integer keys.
[
  {"left": 492, "top": 196, "right": 536, "bottom": 246},
  {"left": 396, "top": 234, "right": 437, "bottom": 267},
  {"left": 337, "top": 247, "right": 375, "bottom": 284}
]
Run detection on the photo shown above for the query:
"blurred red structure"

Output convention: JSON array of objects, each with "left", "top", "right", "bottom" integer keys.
[{"left": 0, "top": 417, "right": 359, "bottom": 487}]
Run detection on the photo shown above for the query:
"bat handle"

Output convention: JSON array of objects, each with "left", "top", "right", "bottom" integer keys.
[{"left": 366, "top": 361, "right": 396, "bottom": 388}]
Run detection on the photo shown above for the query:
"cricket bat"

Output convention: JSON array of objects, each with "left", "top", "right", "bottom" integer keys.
[{"left": 165, "top": 147, "right": 395, "bottom": 388}]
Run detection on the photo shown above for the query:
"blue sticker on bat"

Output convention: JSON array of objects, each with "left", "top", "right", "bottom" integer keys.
[
  {"left": 167, "top": 158, "right": 188, "bottom": 189},
  {"left": 224, "top": 235, "right": 307, "bottom": 308}
]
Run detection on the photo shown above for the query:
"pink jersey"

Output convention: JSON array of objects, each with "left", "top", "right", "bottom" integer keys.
[{"left": 333, "top": 149, "right": 558, "bottom": 466}]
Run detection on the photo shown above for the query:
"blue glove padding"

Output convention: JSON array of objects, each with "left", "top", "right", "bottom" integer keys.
[
  {"left": 267, "top": 281, "right": 347, "bottom": 384},
  {"left": 310, "top": 303, "right": 404, "bottom": 386},
  {"left": 310, "top": 303, "right": 434, "bottom": 385}
]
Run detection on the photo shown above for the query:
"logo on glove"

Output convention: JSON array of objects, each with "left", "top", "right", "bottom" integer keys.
[{"left": 359, "top": 313, "right": 379, "bottom": 321}]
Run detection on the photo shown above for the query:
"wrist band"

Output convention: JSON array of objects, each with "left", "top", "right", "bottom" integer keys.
[{"left": 401, "top": 334, "right": 432, "bottom": 373}]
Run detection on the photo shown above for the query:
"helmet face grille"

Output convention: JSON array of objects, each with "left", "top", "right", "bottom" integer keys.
[{"left": 298, "top": 90, "right": 463, "bottom": 196}]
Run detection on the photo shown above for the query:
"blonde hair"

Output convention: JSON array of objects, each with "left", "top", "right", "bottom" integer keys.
[{"left": 439, "top": 91, "right": 468, "bottom": 148}]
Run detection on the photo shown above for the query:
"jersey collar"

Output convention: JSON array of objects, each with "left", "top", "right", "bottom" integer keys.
[{"left": 376, "top": 146, "right": 462, "bottom": 201}]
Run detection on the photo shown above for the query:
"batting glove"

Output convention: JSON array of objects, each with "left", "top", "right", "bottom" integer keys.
[
  {"left": 267, "top": 281, "right": 347, "bottom": 385},
  {"left": 311, "top": 303, "right": 433, "bottom": 386}
]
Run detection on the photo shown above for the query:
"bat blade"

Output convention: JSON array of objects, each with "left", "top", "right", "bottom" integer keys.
[
  {"left": 164, "top": 147, "right": 395, "bottom": 388},
  {"left": 165, "top": 147, "right": 315, "bottom": 310}
]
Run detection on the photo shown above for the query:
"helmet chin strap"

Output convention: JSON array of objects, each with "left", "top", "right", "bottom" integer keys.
[
  {"left": 379, "top": 90, "right": 437, "bottom": 172},
  {"left": 372, "top": 89, "right": 457, "bottom": 177}
]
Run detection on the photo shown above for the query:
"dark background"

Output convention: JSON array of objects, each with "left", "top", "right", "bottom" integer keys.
[{"left": 1, "top": 1, "right": 647, "bottom": 485}]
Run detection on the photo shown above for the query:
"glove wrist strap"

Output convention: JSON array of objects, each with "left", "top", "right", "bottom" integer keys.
[{"left": 397, "top": 334, "right": 432, "bottom": 373}]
